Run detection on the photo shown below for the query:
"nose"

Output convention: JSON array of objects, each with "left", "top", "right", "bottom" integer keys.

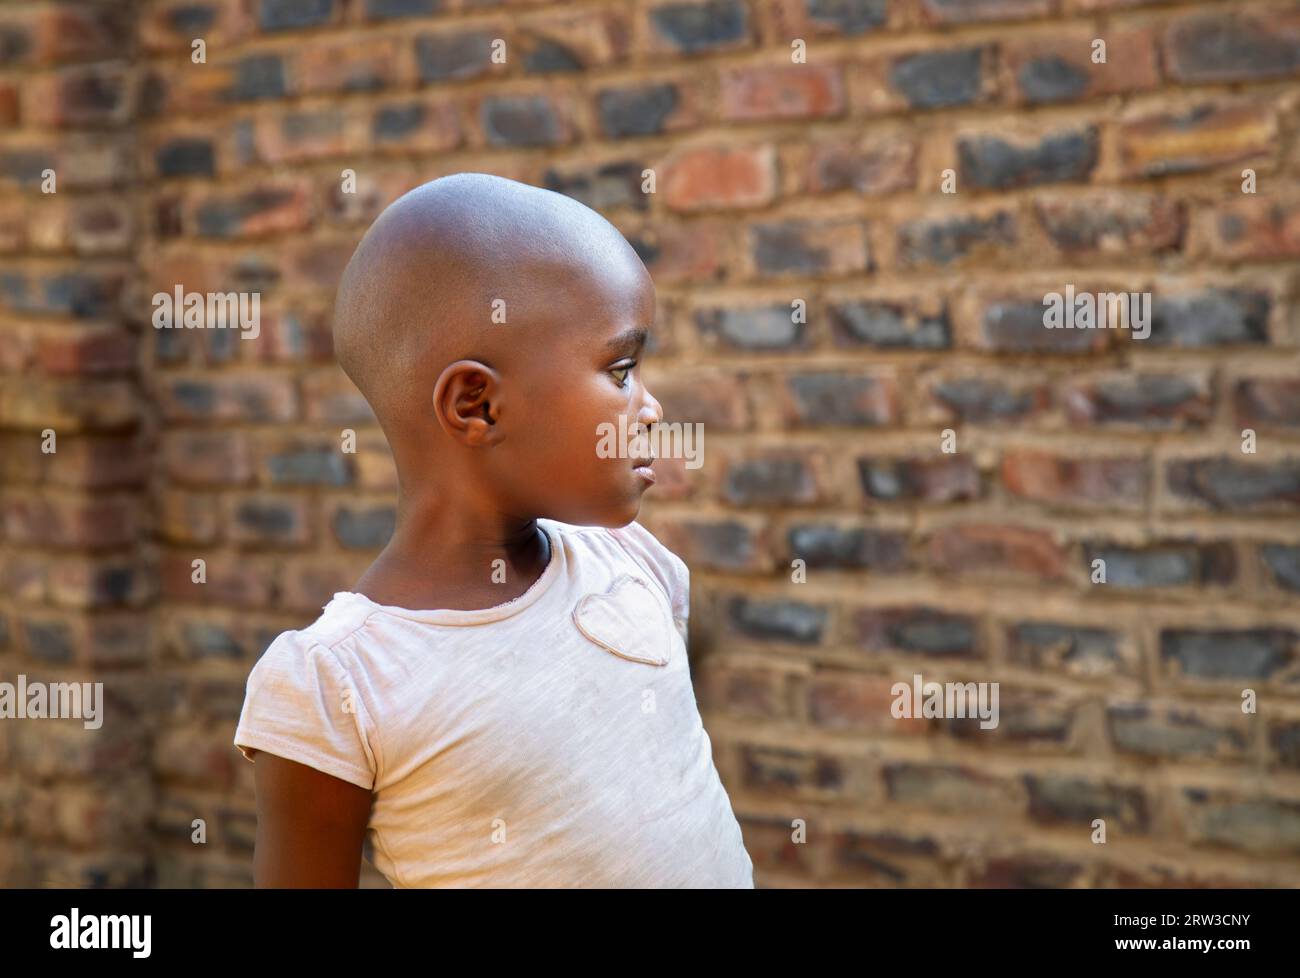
[{"left": 638, "top": 387, "right": 662, "bottom": 428}]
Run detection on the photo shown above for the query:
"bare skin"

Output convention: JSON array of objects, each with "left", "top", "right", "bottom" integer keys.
[{"left": 249, "top": 174, "right": 664, "bottom": 887}]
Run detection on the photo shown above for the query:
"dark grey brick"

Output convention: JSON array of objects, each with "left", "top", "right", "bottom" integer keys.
[
  {"left": 890, "top": 47, "right": 986, "bottom": 109},
  {"left": 1167, "top": 458, "right": 1300, "bottom": 510},
  {"left": 181, "top": 621, "right": 243, "bottom": 660},
  {"left": 333, "top": 506, "right": 397, "bottom": 549},
  {"left": 728, "top": 596, "right": 827, "bottom": 644},
  {"left": 808, "top": 0, "right": 888, "bottom": 35},
  {"left": 265, "top": 447, "right": 351, "bottom": 486},
  {"left": 830, "top": 301, "right": 950, "bottom": 349},
  {"left": 787, "top": 524, "right": 909, "bottom": 571},
  {"left": 959, "top": 126, "right": 1099, "bottom": 190},
  {"left": 1025, "top": 775, "right": 1148, "bottom": 831},
  {"left": 480, "top": 96, "right": 565, "bottom": 147},
  {"left": 25, "top": 621, "right": 75, "bottom": 665},
  {"left": 373, "top": 103, "right": 425, "bottom": 141},
  {"left": 932, "top": 378, "right": 1038, "bottom": 422},
  {"left": 1262, "top": 544, "right": 1300, "bottom": 592},
  {"left": 650, "top": 0, "right": 749, "bottom": 54},
  {"left": 542, "top": 162, "right": 648, "bottom": 211},
  {"left": 1018, "top": 56, "right": 1089, "bottom": 103},
  {"left": 1161, "top": 628, "right": 1296, "bottom": 680},
  {"left": 597, "top": 84, "right": 679, "bottom": 139},
  {"left": 897, "top": 211, "right": 1016, "bottom": 266},
  {"left": 856, "top": 607, "right": 979, "bottom": 657},
  {"left": 696, "top": 305, "right": 807, "bottom": 350},
  {"left": 155, "top": 139, "right": 215, "bottom": 177},
  {"left": 260, "top": 0, "right": 335, "bottom": 32},
  {"left": 1148, "top": 289, "right": 1270, "bottom": 347},
  {"left": 415, "top": 31, "right": 495, "bottom": 82},
  {"left": 227, "top": 55, "right": 287, "bottom": 102},
  {"left": 1083, "top": 541, "right": 1235, "bottom": 588},
  {"left": 1166, "top": 13, "right": 1300, "bottom": 83},
  {"left": 365, "top": 0, "right": 439, "bottom": 18}
]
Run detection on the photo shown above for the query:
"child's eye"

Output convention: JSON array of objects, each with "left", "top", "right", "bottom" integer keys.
[{"left": 610, "top": 362, "right": 635, "bottom": 387}]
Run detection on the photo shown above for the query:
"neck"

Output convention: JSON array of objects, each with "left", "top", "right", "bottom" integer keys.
[{"left": 352, "top": 483, "right": 551, "bottom": 611}]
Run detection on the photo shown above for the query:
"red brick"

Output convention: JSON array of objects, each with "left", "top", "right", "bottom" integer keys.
[
  {"left": 648, "top": 372, "right": 751, "bottom": 430},
  {"left": 138, "top": 1, "right": 257, "bottom": 53},
  {"left": 1002, "top": 450, "right": 1149, "bottom": 510},
  {"left": 1196, "top": 198, "right": 1300, "bottom": 261},
  {"left": 1003, "top": 28, "right": 1159, "bottom": 104},
  {"left": 161, "top": 431, "right": 254, "bottom": 487},
  {"left": 159, "top": 491, "right": 222, "bottom": 545},
  {"left": 858, "top": 455, "right": 982, "bottom": 503},
  {"left": 0, "top": 378, "right": 141, "bottom": 431},
  {"left": 0, "top": 81, "right": 19, "bottom": 127},
  {"left": 1117, "top": 100, "right": 1280, "bottom": 179},
  {"left": 2, "top": 494, "right": 138, "bottom": 549},
  {"left": 720, "top": 63, "right": 846, "bottom": 122},
  {"left": 804, "top": 132, "right": 917, "bottom": 196},
  {"left": 1064, "top": 372, "right": 1212, "bottom": 429},
  {"left": 157, "top": 376, "right": 298, "bottom": 425},
  {"left": 160, "top": 552, "right": 276, "bottom": 609},
  {"left": 22, "top": 65, "right": 133, "bottom": 128},
  {"left": 696, "top": 660, "right": 792, "bottom": 719},
  {"left": 807, "top": 673, "right": 930, "bottom": 734},
  {"left": 517, "top": 7, "right": 632, "bottom": 69},
  {"left": 914, "top": 0, "right": 1052, "bottom": 25},
  {"left": 927, "top": 523, "right": 1069, "bottom": 580},
  {"left": 295, "top": 36, "right": 410, "bottom": 95},
  {"left": 0, "top": 6, "right": 129, "bottom": 65},
  {"left": 1235, "top": 378, "right": 1300, "bottom": 429},
  {"left": 619, "top": 218, "right": 726, "bottom": 284},
  {"left": 1034, "top": 191, "right": 1184, "bottom": 258},
  {"left": 187, "top": 180, "right": 314, "bottom": 238},
  {"left": 648, "top": 516, "right": 773, "bottom": 573},
  {"left": 35, "top": 327, "right": 135, "bottom": 376},
  {"left": 662, "top": 145, "right": 777, "bottom": 212}
]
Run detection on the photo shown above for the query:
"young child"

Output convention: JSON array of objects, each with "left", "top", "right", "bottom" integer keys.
[{"left": 232, "top": 172, "right": 754, "bottom": 888}]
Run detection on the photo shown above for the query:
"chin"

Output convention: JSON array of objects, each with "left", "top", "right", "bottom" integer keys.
[
  {"left": 597, "top": 500, "right": 643, "bottom": 529},
  {"left": 542, "top": 496, "right": 643, "bottom": 529}
]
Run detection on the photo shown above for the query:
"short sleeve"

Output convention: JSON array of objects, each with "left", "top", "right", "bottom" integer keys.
[
  {"left": 608, "top": 520, "right": 690, "bottom": 642},
  {"left": 233, "top": 631, "right": 378, "bottom": 791}
]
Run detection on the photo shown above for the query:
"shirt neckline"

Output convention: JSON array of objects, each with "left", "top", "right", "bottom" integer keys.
[{"left": 328, "top": 519, "right": 565, "bottom": 626}]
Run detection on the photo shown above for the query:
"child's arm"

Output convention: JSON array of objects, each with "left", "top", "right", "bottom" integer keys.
[{"left": 252, "top": 750, "right": 374, "bottom": 888}]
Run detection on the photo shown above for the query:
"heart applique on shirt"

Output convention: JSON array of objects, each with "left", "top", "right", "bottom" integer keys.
[{"left": 572, "top": 573, "right": 673, "bottom": 667}]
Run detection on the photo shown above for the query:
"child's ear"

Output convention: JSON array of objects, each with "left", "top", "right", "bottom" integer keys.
[{"left": 432, "top": 359, "right": 505, "bottom": 447}]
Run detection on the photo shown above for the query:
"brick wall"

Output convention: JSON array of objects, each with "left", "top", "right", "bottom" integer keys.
[{"left": 1, "top": 0, "right": 1298, "bottom": 887}]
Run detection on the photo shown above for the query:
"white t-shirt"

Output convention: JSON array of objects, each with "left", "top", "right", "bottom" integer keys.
[{"left": 233, "top": 518, "right": 754, "bottom": 888}]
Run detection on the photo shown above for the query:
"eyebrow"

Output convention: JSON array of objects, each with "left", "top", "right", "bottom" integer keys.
[{"left": 604, "top": 326, "right": 648, "bottom": 357}]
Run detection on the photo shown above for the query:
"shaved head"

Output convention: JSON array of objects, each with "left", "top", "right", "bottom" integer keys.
[
  {"left": 334, "top": 172, "right": 648, "bottom": 444},
  {"left": 331, "top": 171, "right": 662, "bottom": 528}
]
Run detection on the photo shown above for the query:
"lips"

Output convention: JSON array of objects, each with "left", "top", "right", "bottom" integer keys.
[{"left": 632, "top": 456, "right": 656, "bottom": 484}]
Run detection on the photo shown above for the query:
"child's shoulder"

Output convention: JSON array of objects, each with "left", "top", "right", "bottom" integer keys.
[{"left": 252, "top": 593, "right": 376, "bottom": 672}]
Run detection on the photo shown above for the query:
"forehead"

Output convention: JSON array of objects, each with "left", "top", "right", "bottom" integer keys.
[{"left": 534, "top": 242, "right": 657, "bottom": 347}]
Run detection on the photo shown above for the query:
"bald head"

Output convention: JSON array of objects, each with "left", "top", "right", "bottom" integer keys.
[{"left": 332, "top": 172, "right": 650, "bottom": 441}]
